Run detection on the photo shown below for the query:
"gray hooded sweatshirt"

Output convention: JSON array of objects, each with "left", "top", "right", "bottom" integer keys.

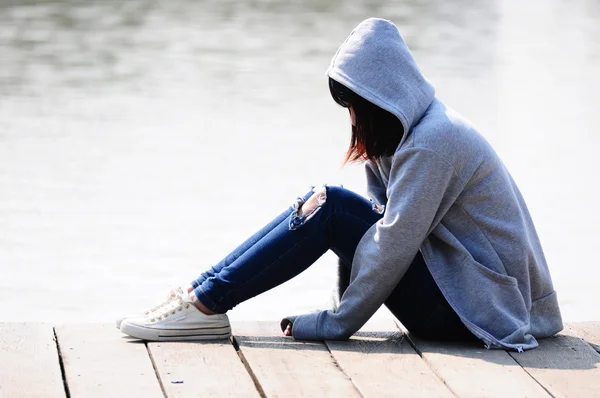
[{"left": 287, "top": 18, "right": 563, "bottom": 351}]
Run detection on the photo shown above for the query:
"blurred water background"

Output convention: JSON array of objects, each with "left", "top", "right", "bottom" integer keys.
[{"left": 1, "top": 0, "right": 599, "bottom": 323}]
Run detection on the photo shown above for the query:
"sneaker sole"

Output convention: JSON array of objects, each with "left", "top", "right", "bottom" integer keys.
[{"left": 120, "top": 321, "right": 231, "bottom": 341}]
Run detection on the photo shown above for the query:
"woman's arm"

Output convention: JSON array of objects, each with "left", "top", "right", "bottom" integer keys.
[
  {"left": 365, "top": 159, "right": 388, "bottom": 206},
  {"left": 289, "top": 148, "right": 463, "bottom": 340}
]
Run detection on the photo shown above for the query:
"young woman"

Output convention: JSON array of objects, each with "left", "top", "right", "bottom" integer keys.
[{"left": 119, "top": 18, "right": 563, "bottom": 351}]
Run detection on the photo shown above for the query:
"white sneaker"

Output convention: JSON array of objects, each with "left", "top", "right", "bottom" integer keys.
[
  {"left": 115, "top": 286, "right": 185, "bottom": 329},
  {"left": 119, "top": 291, "right": 231, "bottom": 341}
]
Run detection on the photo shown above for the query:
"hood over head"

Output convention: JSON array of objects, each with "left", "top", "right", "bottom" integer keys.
[{"left": 327, "top": 18, "right": 435, "bottom": 142}]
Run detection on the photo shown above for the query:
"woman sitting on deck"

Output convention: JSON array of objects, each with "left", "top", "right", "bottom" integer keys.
[{"left": 119, "top": 18, "right": 563, "bottom": 351}]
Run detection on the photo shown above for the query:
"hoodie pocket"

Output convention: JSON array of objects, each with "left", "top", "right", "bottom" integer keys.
[{"left": 462, "top": 258, "right": 518, "bottom": 287}]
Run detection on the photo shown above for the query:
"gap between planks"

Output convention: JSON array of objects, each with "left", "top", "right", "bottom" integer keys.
[
  {"left": 508, "top": 329, "right": 600, "bottom": 398},
  {"left": 54, "top": 324, "right": 164, "bottom": 398},
  {"left": 146, "top": 335, "right": 260, "bottom": 398},
  {"left": 5, "top": 321, "right": 598, "bottom": 398},
  {"left": 0, "top": 323, "right": 65, "bottom": 398},
  {"left": 53, "top": 327, "right": 72, "bottom": 398},
  {"left": 231, "top": 321, "right": 362, "bottom": 397},
  {"left": 324, "top": 318, "right": 455, "bottom": 398},
  {"left": 145, "top": 342, "right": 169, "bottom": 398},
  {"left": 229, "top": 334, "right": 267, "bottom": 398},
  {"left": 393, "top": 319, "right": 551, "bottom": 398}
]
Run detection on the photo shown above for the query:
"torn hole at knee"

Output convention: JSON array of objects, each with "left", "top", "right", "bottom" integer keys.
[
  {"left": 289, "top": 187, "right": 327, "bottom": 230},
  {"left": 301, "top": 187, "right": 327, "bottom": 216}
]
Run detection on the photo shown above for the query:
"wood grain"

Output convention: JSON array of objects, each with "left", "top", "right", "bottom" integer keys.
[
  {"left": 54, "top": 323, "right": 163, "bottom": 398},
  {"left": 509, "top": 333, "right": 600, "bottom": 398},
  {"left": 0, "top": 323, "right": 65, "bottom": 398},
  {"left": 148, "top": 339, "right": 259, "bottom": 397},
  {"left": 394, "top": 320, "right": 550, "bottom": 398},
  {"left": 325, "top": 319, "right": 453, "bottom": 398},
  {"left": 232, "top": 321, "right": 360, "bottom": 397},
  {"left": 567, "top": 322, "right": 600, "bottom": 353}
]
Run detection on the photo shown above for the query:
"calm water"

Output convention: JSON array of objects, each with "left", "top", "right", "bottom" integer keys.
[{"left": 1, "top": 0, "right": 599, "bottom": 323}]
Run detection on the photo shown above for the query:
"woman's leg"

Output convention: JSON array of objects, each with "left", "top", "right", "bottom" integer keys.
[
  {"left": 190, "top": 190, "right": 315, "bottom": 290},
  {"left": 120, "top": 186, "right": 380, "bottom": 341},
  {"left": 382, "top": 253, "right": 476, "bottom": 341},
  {"left": 336, "top": 254, "right": 474, "bottom": 341},
  {"left": 193, "top": 185, "right": 384, "bottom": 314}
]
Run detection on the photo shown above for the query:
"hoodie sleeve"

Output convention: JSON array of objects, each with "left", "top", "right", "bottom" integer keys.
[
  {"left": 290, "top": 147, "right": 464, "bottom": 340},
  {"left": 365, "top": 160, "right": 388, "bottom": 205}
]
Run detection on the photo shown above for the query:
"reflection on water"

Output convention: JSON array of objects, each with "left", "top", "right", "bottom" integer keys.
[{"left": 1, "top": 0, "right": 599, "bottom": 322}]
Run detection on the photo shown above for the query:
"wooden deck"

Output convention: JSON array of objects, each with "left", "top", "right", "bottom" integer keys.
[{"left": 1, "top": 320, "right": 599, "bottom": 397}]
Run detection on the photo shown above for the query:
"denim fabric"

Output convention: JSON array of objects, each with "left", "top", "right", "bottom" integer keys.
[
  {"left": 382, "top": 252, "right": 475, "bottom": 341},
  {"left": 191, "top": 185, "right": 473, "bottom": 340}
]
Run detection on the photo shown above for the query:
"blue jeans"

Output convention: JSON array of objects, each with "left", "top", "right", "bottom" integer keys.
[{"left": 191, "top": 186, "right": 474, "bottom": 341}]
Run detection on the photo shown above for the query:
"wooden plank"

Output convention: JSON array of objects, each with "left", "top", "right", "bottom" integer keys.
[
  {"left": 508, "top": 332, "right": 600, "bottom": 398},
  {"left": 232, "top": 321, "right": 360, "bottom": 397},
  {"left": 54, "top": 323, "right": 163, "bottom": 398},
  {"left": 147, "top": 340, "right": 260, "bottom": 397},
  {"left": 325, "top": 319, "right": 453, "bottom": 398},
  {"left": 567, "top": 322, "right": 600, "bottom": 353},
  {"left": 0, "top": 323, "right": 65, "bottom": 398},
  {"left": 394, "top": 321, "right": 549, "bottom": 398}
]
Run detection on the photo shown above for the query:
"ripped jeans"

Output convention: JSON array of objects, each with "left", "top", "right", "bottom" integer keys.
[{"left": 190, "top": 185, "right": 474, "bottom": 341}]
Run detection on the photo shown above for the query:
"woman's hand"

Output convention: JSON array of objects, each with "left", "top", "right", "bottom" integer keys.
[{"left": 284, "top": 323, "right": 293, "bottom": 336}]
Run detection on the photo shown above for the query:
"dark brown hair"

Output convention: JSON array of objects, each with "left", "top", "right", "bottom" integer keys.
[{"left": 329, "top": 77, "right": 404, "bottom": 164}]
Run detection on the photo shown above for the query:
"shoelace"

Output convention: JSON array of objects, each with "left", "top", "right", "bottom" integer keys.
[
  {"left": 144, "top": 287, "right": 183, "bottom": 316},
  {"left": 149, "top": 293, "right": 192, "bottom": 323}
]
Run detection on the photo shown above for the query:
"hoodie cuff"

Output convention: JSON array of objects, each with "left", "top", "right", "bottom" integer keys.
[
  {"left": 280, "top": 316, "right": 298, "bottom": 333},
  {"left": 287, "top": 312, "right": 323, "bottom": 340}
]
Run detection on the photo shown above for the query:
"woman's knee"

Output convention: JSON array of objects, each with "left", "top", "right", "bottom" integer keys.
[
  {"left": 299, "top": 186, "right": 328, "bottom": 216},
  {"left": 300, "top": 185, "right": 352, "bottom": 214},
  {"left": 320, "top": 185, "right": 348, "bottom": 200},
  {"left": 290, "top": 185, "right": 359, "bottom": 231}
]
